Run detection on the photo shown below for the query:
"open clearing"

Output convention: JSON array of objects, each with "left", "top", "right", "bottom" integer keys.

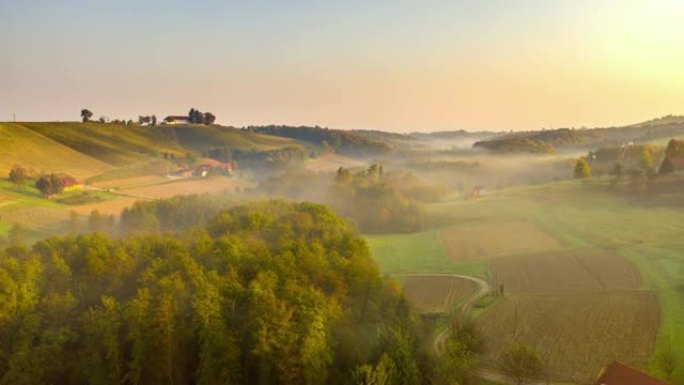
[
  {"left": 477, "top": 291, "right": 659, "bottom": 384},
  {"left": 401, "top": 275, "right": 478, "bottom": 313},
  {"left": 365, "top": 230, "right": 489, "bottom": 278},
  {"left": 439, "top": 220, "right": 561, "bottom": 260},
  {"left": 490, "top": 249, "right": 641, "bottom": 294},
  {"left": 121, "top": 177, "right": 253, "bottom": 199},
  {"left": 69, "top": 196, "right": 139, "bottom": 216},
  {"left": 91, "top": 175, "right": 169, "bottom": 190}
]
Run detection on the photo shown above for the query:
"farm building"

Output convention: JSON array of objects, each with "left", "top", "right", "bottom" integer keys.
[
  {"left": 169, "top": 159, "right": 233, "bottom": 179},
  {"left": 162, "top": 115, "right": 190, "bottom": 125},
  {"left": 470, "top": 186, "right": 491, "bottom": 199},
  {"left": 593, "top": 361, "right": 669, "bottom": 385},
  {"left": 199, "top": 158, "right": 233, "bottom": 173},
  {"left": 668, "top": 157, "right": 684, "bottom": 173},
  {"left": 58, "top": 175, "right": 83, "bottom": 192}
]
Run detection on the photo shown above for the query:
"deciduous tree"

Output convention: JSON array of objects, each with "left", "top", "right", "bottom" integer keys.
[
  {"left": 8, "top": 165, "right": 28, "bottom": 188},
  {"left": 81, "top": 109, "right": 93, "bottom": 122},
  {"left": 500, "top": 343, "right": 542, "bottom": 385},
  {"left": 573, "top": 159, "right": 591, "bottom": 179}
]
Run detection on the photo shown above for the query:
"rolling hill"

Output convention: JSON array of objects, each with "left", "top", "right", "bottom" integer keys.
[
  {"left": 247, "top": 125, "right": 391, "bottom": 156},
  {"left": 18, "top": 121, "right": 187, "bottom": 166},
  {"left": 167, "top": 124, "right": 308, "bottom": 153},
  {"left": 474, "top": 118, "right": 684, "bottom": 154},
  {"left": 0, "top": 123, "right": 114, "bottom": 178},
  {"left": 0, "top": 122, "right": 312, "bottom": 181}
]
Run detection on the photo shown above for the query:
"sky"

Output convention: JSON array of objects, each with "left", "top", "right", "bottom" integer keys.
[{"left": 1, "top": 0, "right": 684, "bottom": 132}]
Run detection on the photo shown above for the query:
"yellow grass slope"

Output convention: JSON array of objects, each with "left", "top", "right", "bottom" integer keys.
[
  {"left": 18, "top": 122, "right": 186, "bottom": 166},
  {"left": 0, "top": 123, "right": 114, "bottom": 179}
]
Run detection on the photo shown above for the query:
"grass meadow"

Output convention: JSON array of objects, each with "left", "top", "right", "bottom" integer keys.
[{"left": 367, "top": 180, "right": 684, "bottom": 383}]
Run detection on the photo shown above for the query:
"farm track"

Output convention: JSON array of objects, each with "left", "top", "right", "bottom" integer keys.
[
  {"left": 410, "top": 273, "right": 581, "bottom": 385},
  {"left": 391, "top": 274, "right": 489, "bottom": 353}
]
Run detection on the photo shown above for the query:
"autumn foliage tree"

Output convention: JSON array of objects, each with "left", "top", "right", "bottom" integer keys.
[
  {"left": 573, "top": 159, "right": 591, "bottom": 179},
  {"left": 500, "top": 343, "right": 543, "bottom": 385},
  {"left": 8, "top": 165, "right": 29, "bottom": 187},
  {"left": 0, "top": 200, "right": 418, "bottom": 385}
]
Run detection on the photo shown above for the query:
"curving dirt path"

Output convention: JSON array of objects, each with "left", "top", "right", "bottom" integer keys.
[
  {"left": 400, "top": 273, "right": 578, "bottom": 385},
  {"left": 393, "top": 274, "right": 489, "bottom": 353}
]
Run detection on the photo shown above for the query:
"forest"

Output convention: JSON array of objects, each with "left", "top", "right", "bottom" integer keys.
[{"left": 0, "top": 201, "right": 430, "bottom": 385}]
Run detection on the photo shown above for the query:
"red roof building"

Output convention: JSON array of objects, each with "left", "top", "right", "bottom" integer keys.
[
  {"left": 668, "top": 157, "right": 684, "bottom": 172},
  {"left": 594, "top": 362, "right": 669, "bottom": 385},
  {"left": 200, "top": 158, "right": 233, "bottom": 170},
  {"left": 58, "top": 175, "right": 80, "bottom": 187}
]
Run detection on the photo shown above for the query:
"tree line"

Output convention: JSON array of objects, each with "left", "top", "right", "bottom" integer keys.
[
  {"left": 0, "top": 201, "right": 423, "bottom": 385},
  {"left": 79, "top": 108, "right": 216, "bottom": 125}
]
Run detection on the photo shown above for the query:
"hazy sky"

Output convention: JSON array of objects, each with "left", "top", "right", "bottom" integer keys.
[{"left": 2, "top": 0, "right": 683, "bottom": 132}]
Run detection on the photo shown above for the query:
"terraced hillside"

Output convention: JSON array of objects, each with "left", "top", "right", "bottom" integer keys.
[
  {"left": 17, "top": 122, "right": 186, "bottom": 165},
  {"left": 0, "top": 123, "right": 113, "bottom": 178}
]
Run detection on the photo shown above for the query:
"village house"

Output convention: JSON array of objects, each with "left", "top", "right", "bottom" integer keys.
[
  {"left": 169, "top": 158, "right": 233, "bottom": 179},
  {"left": 593, "top": 361, "right": 669, "bottom": 385},
  {"left": 668, "top": 157, "right": 684, "bottom": 174},
  {"left": 162, "top": 115, "right": 190, "bottom": 125},
  {"left": 470, "top": 186, "right": 491, "bottom": 199},
  {"left": 58, "top": 175, "right": 83, "bottom": 192}
]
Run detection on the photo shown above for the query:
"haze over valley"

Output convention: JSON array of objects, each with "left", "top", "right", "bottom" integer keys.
[{"left": 2, "top": 2, "right": 684, "bottom": 385}]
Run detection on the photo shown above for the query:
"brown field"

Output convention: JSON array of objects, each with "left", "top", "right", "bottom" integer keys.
[
  {"left": 70, "top": 196, "right": 139, "bottom": 216},
  {"left": 91, "top": 175, "right": 168, "bottom": 190},
  {"left": 477, "top": 291, "right": 659, "bottom": 383},
  {"left": 440, "top": 220, "right": 561, "bottom": 260},
  {"left": 490, "top": 249, "right": 641, "bottom": 294},
  {"left": 402, "top": 275, "right": 477, "bottom": 313},
  {"left": 0, "top": 205, "right": 68, "bottom": 232},
  {"left": 121, "top": 177, "right": 254, "bottom": 199}
]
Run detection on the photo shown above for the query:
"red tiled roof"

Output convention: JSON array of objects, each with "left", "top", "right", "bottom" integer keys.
[
  {"left": 57, "top": 175, "right": 80, "bottom": 187},
  {"left": 200, "top": 158, "right": 233, "bottom": 169},
  {"left": 594, "top": 362, "right": 669, "bottom": 385},
  {"left": 669, "top": 157, "right": 684, "bottom": 170}
]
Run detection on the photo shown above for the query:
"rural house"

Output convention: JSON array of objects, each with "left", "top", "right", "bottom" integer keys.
[
  {"left": 170, "top": 158, "right": 233, "bottom": 179},
  {"left": 470, "top": 186, "right": 491, "bottom": 199},
  {"left": 162, "top": 115, "right": 190, "bottom": 125},
  {"left": 58, "top": 175, "right": 83, "bottom": 192},
  {"left": 593, "top": 361, "right": 669, "bottom": 385},
  {"left": 668, "top": 157, "right": 684, "bottom": 174}
]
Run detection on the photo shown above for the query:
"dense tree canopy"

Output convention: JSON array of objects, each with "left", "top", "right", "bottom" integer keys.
[
  {"left": 0, "top": 200, "right": 416, "bottom": 385},
  {"left": 35, "top": 173, "right": 64, "bottom": 196}
]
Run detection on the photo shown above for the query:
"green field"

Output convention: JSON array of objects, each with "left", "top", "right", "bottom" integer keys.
[
  {"left": 366, "top": 230, "right": 489, "bottom": 278},
  {"left": 367, "top": 180, "right": 684, "bottom": 383}
]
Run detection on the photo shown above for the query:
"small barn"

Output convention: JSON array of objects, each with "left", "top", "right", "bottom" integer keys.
[
  {"left": 162, "top": 115, "right": 190, "bottom": 125},
  {"left": 58, "top": 175, "right": 83, "bottom": 192},
  {"left": 593, "top": 361, "right": 669, "bottom": 385},
  {"left": 669, "top": 157, "right": 684, "bottom": 174},
  {"left": 470, "top": 186, "right": 491, "bottom": 199}
]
